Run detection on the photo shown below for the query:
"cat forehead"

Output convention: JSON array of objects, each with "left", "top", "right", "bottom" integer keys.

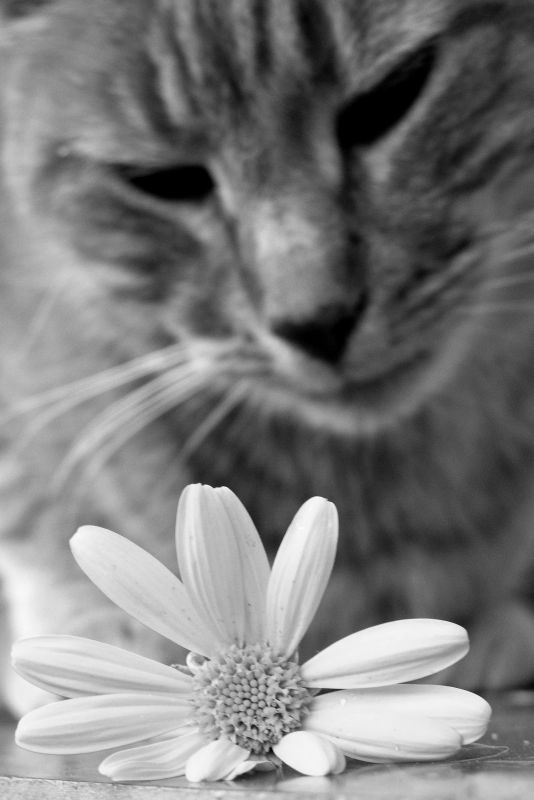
[
  {"left": 39, "top": 0, "right": 471, "bottom": 66},
  {"left": 74, "top": 0, "right": 467, "bottom": 114},
  {"left": 6, "top": 0, "right": 515, "bottom": 163},
  {"left": 107, "top": 0, "right": 507, "bottom": 122},
  {"left": 155, "top": 0, "right": 441, "bottom": 86},
  {"left": 20, "top": 0, "right": 506, "bottom": 89},
  {"left": 140, "top": 0, "right": 449, "bottom": 69},
  {"left": 72, "top": 0, "right": 506, "bottom": 105},
  {"left": 159, "top": 0, "right": 454, "bottom": 38}
]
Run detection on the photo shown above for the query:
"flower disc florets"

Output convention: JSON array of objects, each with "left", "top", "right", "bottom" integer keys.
[{"left": 189, "top": 644, "right": 312, "bottom": 754}]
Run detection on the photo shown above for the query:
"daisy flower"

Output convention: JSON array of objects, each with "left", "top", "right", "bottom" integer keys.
[{"left": 13, "top": 484, "right": 491, "bottom": 782}]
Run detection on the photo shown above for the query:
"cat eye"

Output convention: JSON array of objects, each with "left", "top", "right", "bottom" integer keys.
[
  {"left": 336, "top": 41, "right": 437, "bottom": 149},
  {"left": 115, "top": 164, "right": 215, "bottom": 203}
]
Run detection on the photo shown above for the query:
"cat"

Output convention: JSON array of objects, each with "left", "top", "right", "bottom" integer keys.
[{"left": 2, "top": 0, "right": 534, "bottom": 717}]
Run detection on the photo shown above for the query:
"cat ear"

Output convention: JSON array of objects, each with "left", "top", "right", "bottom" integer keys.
[{"left": 0, "top": 0, "right": 53, "bottom": 20}]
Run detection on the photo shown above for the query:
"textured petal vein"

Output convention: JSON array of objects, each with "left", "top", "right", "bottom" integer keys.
[
  {"left": 176, "top": 485, "right": 270, "bottom": 647},
  {"left": 266, "top": 497, "right": 338, "bottom": 657},
  {"left": 312, "top": 685, "right": 491, "bottom": 744},
  {"left": 99, "top": 729, "right": 208, "bottom": 781},
  {"left": 16, "top": 693, "right": 192, "bottom": 754},
  {"left": 185, "top": 738, "right": 250, "bottom": 782},
  {"left": 70, "top": 526, "right": 214, "bottom": 656},
  {"left": 12, "top": 636, "right": 193, "bottom": 698},
  {"left": 304, "top": 708, "right": 462, "bottom": 762},
  {"left": 301, "top": 619, "right": 469, "bottom": 688}
]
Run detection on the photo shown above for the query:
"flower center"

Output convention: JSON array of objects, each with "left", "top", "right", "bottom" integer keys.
[{"left": 189, "top": 644, "right": 312, "bottom": 754}]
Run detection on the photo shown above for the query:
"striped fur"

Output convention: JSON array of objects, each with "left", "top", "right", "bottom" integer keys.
[{"left": 2, "top": 0, "right": 534, "bottom": 713}]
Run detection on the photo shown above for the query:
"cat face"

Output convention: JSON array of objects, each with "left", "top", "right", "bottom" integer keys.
[{"left": 2, "top": 0, "right": 534, "bottom": 537}]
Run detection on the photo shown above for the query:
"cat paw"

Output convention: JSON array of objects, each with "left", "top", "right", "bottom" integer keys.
[{"left": 434, "top": 600, "right": 534, "bottom": 690}]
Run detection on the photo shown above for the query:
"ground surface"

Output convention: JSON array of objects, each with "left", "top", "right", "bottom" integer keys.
[{"left": 0, "top": 693, "right": 533, "bottom": 799}]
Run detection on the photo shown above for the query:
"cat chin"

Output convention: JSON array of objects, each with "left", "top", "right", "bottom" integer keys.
[
  {"left": 252, "top": 341, "right": 475, "bottom": 440},
  {"left": 246, "top": 311, "right": 477, "bottom": 438},
  {"left": 244, "top": 362, "right": 425, "bottom": 439}
]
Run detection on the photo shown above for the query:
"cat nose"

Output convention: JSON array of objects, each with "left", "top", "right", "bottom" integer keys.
[{"left": 271, "top": 298, "right": 365, "bottom": 364}]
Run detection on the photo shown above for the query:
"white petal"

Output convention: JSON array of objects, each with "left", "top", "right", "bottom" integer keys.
[
  {"left": 12, "top": 636, "right": 193, "bottom": 698},
  {"left": 99, "top": 729, "right": 207, "bottom": 781},
  {"left": 185, "top": 739, "right": 250, "bottom": 782},
  {"left": 311, "top": 685, "right": 491, "bottom": 744},
  {"left": 265, "top": 498, "right": 338, "bottom": 657},
  {"left": 175, "top": 485, "right": 270, "bottom": 647},
  {"left": 304, "top": 708, "right": 462, "bottom": 762},
  {"left": 15, "top": 692, "right": 192, "bottom": 754},
  {"left": 273, "top": 731, "right": 346, "bottom": 776},
  {"left": 70, "top": 526, "right": 214, "bottom": 656},
  {"left": 301, "top": 619, "right": 469, "bottom": 688},
  {"left": 224, "top": 755, "right": 276, "bottom": 781}
]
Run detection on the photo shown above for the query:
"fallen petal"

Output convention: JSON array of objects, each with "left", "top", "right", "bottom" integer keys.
[
  {"left": 224, "top": 755, "right": 276, "bottom": 781},
  {"left": 301, "top": 619, "right": 469, "bottom": 688},
  {"left": 273, "top": 731, "right": 346, "bottom": 776},
  {"left": 304, "top": 708, "right": 462, "bottom": 762},
  {"left": 99, "top": 729, "right": 207, "bottom": 781},
  {"left": 70, "top": 526, "right": 214, "bottom": 656},
  {"left": 176, "top": 485, "right": 270, "bottom": 647},
  {"left": 265, "top": 498, "right": 338, "bottom": 657},
  {"left": 12, "top": 636, "right": 193, "bottom": 698},
  {"left": 185, "top": 738, "right": 250, "bottom": 782},
  {"left": 15, "top": 692, "right": 192, "bottom": 754},
  {"left": 312, "top": 685, "right": 491, "bottom": 744}
]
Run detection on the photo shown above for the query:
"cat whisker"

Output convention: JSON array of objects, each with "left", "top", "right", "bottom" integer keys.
[
  {"left": 180, "top": 379, "right": 249, "bottom": 461},
  {"left": 54, "top": 366, "right": 208, "bottom": 488},
  {"left": 497, "top": 242, "right": 534, "bottom": 264},
  {"left": 63, "top": 381, "right": 211, "bottom": 497},
  {"left": 464, "top": 303, "right": 534, "bottom": 315},
  {"left": 477, "top": 216, "right": 534, "bottom": 246},
  {"left": 0, "top": 277, "right": 55, "bottom": 288},
  {"left": 460, "top": 317, "right": 529, "bottom": 350},
  {"left": 156, "top": 379, "right": 260, "bottom": 502},
  {"left": 483, "top": 273, "right": 534, "bottom": 291},
  {"left": 16, "top": 276, "right": 71, "bottom": 361},
  {"left": 3, "top": 342, "right": 189, "bottom": 425}
]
